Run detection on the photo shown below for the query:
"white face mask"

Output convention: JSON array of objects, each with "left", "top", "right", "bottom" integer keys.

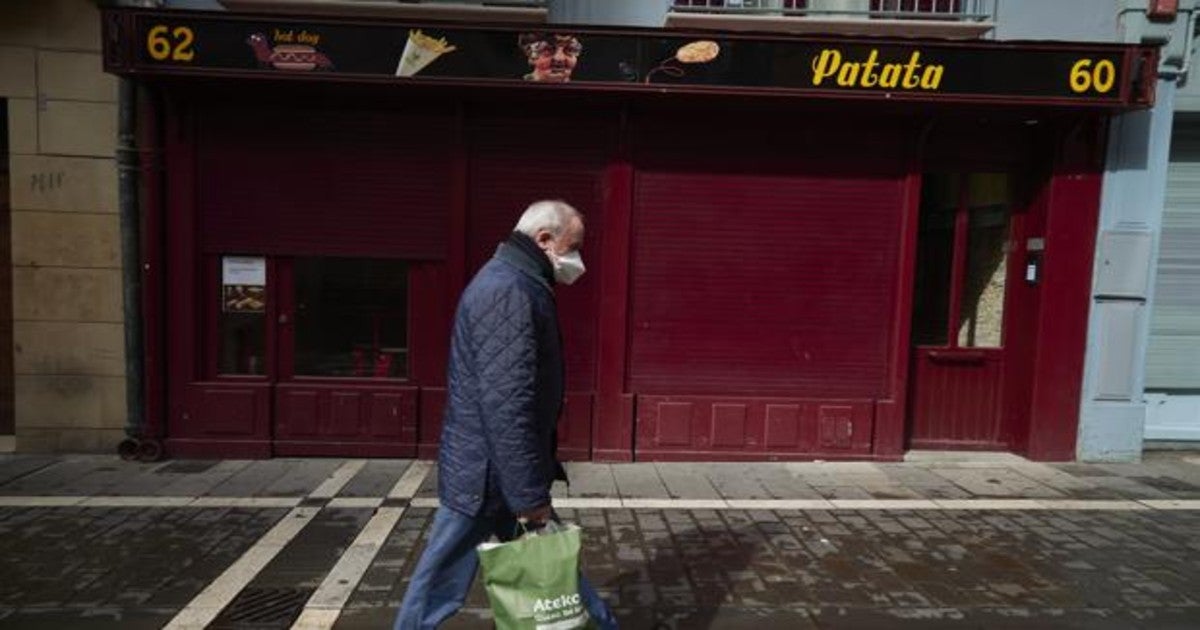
[{"left": 551, "top": 249, "right": 586, "bottom": 285}]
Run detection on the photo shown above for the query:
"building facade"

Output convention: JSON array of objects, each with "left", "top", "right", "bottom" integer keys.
[
  {"left": 4, "top": 0, "right": 1196, "bottom": 462},
  {"left": 1, "top": 0, "right": 124, "bottom": 453}
]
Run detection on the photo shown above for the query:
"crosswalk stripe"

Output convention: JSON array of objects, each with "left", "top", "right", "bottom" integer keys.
[
  {"left": 309, "top": 460, "right": 368, "bottom": 499},
  {"left": 388, "top": 460, "right": 433, "bottom": 499},
  {"left": 162, "top": 506, "right": 322, "bottom": 630},
  {"left": 290, "top": 506, "right": 407, "bottom": 630}
]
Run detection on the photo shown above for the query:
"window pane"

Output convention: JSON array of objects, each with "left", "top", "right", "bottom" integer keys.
[
  {"left": 957, "top": 173, "right": 1010, "bottom": 348},
  {"left": 218, "top": 257, "right": 267, "bottom": 376},
  {"left": 219, "top": 312, "right": 266, "bottom": 375},
  {"left": 911, "top": 174, "right": 959, "bottom": 346},
  {"left": 294, "top": 258, "right": 408, "bottom": 378}
]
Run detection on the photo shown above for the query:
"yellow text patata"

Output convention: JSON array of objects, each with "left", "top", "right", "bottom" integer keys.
[{"left": 811, "top": 49, "right": 944, "bottom": 90}]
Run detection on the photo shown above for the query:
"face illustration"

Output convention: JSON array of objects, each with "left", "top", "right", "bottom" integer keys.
[{"left": 521, "top": 34, "right": 582, "bottom": 82}]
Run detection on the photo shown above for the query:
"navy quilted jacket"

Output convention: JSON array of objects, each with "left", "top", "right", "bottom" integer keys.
[{"left": 437, "top": 233, "right": 565, "bottom": 517}]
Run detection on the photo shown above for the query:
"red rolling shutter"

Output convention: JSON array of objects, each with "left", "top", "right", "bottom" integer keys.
[
  {"left": 196, "top": 106, "right": 453, "bottom": 259},
  {"left": 628, "top": 116, "right": 908, "bottom": 399},
  {"left": 466, "top": 112, "right": 613, "bottom": 390}
]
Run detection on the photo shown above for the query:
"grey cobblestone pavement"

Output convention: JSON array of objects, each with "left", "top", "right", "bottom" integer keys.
[{"left": 0, "top": 451, "right": 1198, "bottom": 629}]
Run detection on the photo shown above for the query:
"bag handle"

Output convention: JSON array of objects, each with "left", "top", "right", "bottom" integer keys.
[{"left": 513, "top": 516, "right": 562, "bottom": 538}]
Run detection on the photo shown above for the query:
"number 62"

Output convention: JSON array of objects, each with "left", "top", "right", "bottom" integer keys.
[{"left": 147, "top": 25, "right": 195, "bottom": 62}]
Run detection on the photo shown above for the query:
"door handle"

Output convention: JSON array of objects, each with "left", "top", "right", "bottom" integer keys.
[
  {"left": 927, "top": 351, "right": 987, "bottom": 364},
  {"left": 278, "top": 313, "right": 290, "bottom": 325}
]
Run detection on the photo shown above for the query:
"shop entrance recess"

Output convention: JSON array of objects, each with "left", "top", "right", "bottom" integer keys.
[{"left": 907, "top": 172, "right": 1036, "bottom": 450}]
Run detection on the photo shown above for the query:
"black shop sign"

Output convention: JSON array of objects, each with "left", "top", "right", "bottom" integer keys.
[{"left": 103, "top": 9, "right": 1157, "bottom": 108}]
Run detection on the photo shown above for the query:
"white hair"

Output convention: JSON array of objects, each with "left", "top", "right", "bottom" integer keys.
[{"left": 514, "top": 200, "right": 581, "bottom": 238}]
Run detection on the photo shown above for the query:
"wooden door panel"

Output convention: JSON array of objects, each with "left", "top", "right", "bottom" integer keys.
[
  {"left": 557, "top": 393, "right": 593, "bottom": 461},
  {"left": 274, "top": 383, "right": 418, "bottom": 455},
  {"left": 635, "top": 395, "right": 873, "bottom": 460},
  {"left": 909, "top": 348, "right": 1005, "bottom": 448}
]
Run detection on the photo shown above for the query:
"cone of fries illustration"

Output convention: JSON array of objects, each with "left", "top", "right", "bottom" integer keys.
[{"left": 396, "top": 29, "right": 457, "bottom": 77}]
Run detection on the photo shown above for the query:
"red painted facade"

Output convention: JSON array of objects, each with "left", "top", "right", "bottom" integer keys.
[{"left": 122, "top": 27, "right": 1138, "bottom": 462}]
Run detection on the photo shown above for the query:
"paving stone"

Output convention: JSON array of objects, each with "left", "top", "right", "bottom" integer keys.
[
  {"left": 611, "top": 463, "right": 670, "bottom": 499},
  {"left": 152, "top": 460, "right": 253, "bottom": 497},
  {"left": 0, "top": 456, "right": 58, "bottom": 487},
  {"left": 563, "top": 462, "right": 618, "bottom": 498},
  {"left": 751, "top": 466, "right": 825, "bottom": 500},
  {"left": 656, "top": 463, "right": 722, "bottom": 499},
  {"left": 261, "top": 458, "right": 347, "bottom": 497},
  {"left": 706, "top": 463, "right": 773, "bottom": 499},
  {"left": 204, "top": 459, "right": 297, "bottom": 497},
  {"left": 336, "top": 459, "right": 411, "bottom": 497},
  {"left": 929, "top": 467, "right": 1067, "bottom": 499}
]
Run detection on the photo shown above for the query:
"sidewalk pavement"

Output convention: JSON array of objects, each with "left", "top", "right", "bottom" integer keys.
[{"left": 0, "top": 451, "right": 1198, "bottom": 629}]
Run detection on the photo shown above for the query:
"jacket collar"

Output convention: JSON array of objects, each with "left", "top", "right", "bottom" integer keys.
[{"left": 495, "top": 231, "right": 555, "bottom": 290}]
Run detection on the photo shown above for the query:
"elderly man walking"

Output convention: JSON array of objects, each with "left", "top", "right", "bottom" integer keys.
[{"left": 393, "top": 201, "right": 618, "bottom": 629}]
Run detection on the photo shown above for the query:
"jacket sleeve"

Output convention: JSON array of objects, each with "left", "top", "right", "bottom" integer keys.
[{"left": 475, "top": 289, "right": 551, "bottom": 514}]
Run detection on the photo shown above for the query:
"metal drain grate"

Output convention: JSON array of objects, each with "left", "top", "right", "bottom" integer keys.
[{"left": 209, "top": 587, "right": 313, "bottom": 629}]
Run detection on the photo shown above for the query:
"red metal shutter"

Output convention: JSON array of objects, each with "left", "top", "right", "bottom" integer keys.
[
  {"left": 628, "top": 116, "right": 907, "bottom": 400},
  {"left": 466, "top": 112, "right": 613, "bottom": 391},
  {"left": 197, "top": 106, "right": 453, "bottom": 259}
]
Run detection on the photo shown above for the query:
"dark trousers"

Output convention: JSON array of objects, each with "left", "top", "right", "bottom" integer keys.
[{"left": 392, "top": 505, "right": 619, "bottom": 629}]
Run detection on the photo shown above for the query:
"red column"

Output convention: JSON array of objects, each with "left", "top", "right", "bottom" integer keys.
[
  {"left": 592, "top": 106, "right": 635, "bottom": 462},
  {"left": 873, "top": 121, "right": 932, "bottom": 460},
  {"left": 1025, "top": 117, "right": 1108, "bottom": 461}
]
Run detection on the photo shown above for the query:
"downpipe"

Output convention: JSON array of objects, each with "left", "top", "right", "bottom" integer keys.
[{"left": 116, "top": 78, "right": 158, "bottom": 461}]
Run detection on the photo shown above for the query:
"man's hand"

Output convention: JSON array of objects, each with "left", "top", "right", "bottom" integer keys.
[{"left": 517, "top": 503, "right": 552, "bottom": 526}]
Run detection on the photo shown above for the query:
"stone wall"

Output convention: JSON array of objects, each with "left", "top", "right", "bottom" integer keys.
[{"left": 1, "top": 0, "right": 125, "bottom": 452}]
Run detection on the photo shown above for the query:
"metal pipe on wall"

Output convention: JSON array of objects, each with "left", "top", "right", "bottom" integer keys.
[{"left": 117, "top": 77, "right": 147, "bottom": 461}]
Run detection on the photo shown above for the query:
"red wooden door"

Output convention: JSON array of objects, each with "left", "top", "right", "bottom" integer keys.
[{"left": 908, "top": 172, "right": 1027, "bottom": 449}]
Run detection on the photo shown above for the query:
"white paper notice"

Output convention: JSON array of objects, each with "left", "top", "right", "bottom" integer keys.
[
  {"left": 1026, "top": 263, "right": 1037, "bottom": 282},
  {"left": 223, "top": 256, "right": 266, "bottom": 286}
]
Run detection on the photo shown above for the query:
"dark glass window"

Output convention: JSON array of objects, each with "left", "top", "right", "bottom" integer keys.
[
  {"left": 911, "top": 174, "right": 958, "bottom": 346},
  {"left": 294, "top": 258, "right": 408, "bottom": 378}
]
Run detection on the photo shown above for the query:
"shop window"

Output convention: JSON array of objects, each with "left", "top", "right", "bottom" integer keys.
[
  {"left": 958, "top": 174, "right": 1010, "bottom": 348},
  {"left": 294, "top": 258, "right": 408, "bottom": 379},
  {"left": 218, "top": 256, "right": 267, "bottom": 376}
]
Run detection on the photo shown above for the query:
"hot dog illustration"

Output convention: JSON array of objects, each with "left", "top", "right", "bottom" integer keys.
[{"left": 247, "top": 33, "right": 334, "bottom": 71}]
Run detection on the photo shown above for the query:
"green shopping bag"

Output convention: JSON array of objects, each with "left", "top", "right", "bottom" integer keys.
[{"left": 477, "top": 522, "right": 591, "bottom": 630}]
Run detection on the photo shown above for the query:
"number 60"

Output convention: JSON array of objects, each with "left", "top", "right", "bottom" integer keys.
[{"left": 1069, "top": 58, "right": 1116, "bottom": 94}]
